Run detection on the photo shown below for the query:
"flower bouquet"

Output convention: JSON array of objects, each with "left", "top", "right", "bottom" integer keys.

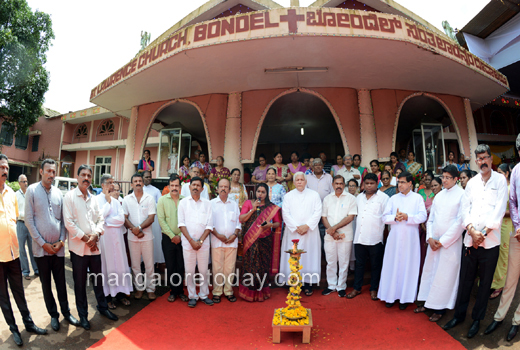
[
  {"left": 273, "top": 240, "right": 310, "bottom": 326},
  {"left": 180, "top": 174, "right": 191, "bottom": 186}
]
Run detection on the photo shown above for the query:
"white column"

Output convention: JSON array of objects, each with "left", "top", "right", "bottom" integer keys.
[
  {"left": 223, "top": 92, "right": 244, "bottom": 181},
  {"left": 463, "top": 98, "right": 479, "bottom": 171},
  {"left": 122, "top": 106, "right": 138, "bottom": 181},
  {"left": 358, "top": 89, "right": 378, "bottom": 164}
]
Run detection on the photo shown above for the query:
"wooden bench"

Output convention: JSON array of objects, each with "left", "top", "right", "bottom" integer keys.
[{"left": 272, "top": 309, "right": 313, "bottom": 344}]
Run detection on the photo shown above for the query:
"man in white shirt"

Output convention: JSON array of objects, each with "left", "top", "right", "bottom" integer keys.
[
  {"left": 281, "top": 172, "right": 322, "bottom": 296},
  {"left": 63, "top": 164, "right": 118, "bottom": 330},
  {"left": 378, "top": 171, "right": 427, "bottom": 310},
  {"left": 142, "top": 170, "right": 165, "bottom": 266},
  {"left": 178, "top": 176, "right": 214, "bottom": 308},
  {"left": 211, "top": 178, "right": 240, "bottom": 303},
  {"left": 444, "top": 144, "right": 508, "bottom": 339},
  {"left": 336, "top": 154, "right": 361, "bottom": 185},
  {"left": 15, "top": 174, "right": 38, "bottom": 279},
  {"left": 416, "top": 165, "right": 464, "bottom": 322},
  {"left": 181, "top": 166, "right": 210, "bottom": 199},
  {"left": 321, "top": 175, "right": 357, "bottom": 297},
  {"left": 123, "top": 173, "right": 157, "bottom": 301},
  {"left": 347, "top": 173, "right": 388, "bottom": 300}
]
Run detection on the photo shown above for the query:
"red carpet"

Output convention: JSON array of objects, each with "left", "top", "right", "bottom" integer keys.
[{"left": 90, "top": 286, "right": 464, "bottom": 350}]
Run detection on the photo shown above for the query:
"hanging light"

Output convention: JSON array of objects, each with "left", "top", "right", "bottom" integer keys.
[{"left": 300, "top": 123, "right": 305, "bottom": 135}]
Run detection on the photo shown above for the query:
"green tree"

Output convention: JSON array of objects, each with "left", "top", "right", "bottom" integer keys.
[{"left": 0, "top": 0, "right": 54, "bottom": 136}]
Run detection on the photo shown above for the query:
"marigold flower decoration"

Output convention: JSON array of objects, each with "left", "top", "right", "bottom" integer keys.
[{"left": 273, "top": 239, "right": 310, "bottom": 326}]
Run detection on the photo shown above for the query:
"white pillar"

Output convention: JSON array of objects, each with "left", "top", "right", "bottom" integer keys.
[
  {"left": 358, "top": 89, "right": 378, "bottom": 164},
  {"left": 463, "top": 98, "right": 479, "bottom": 171},
  {"left": 122, "top": 106, "right": 138, "bottom": 181},
  {"left": 224, "top": 92, "right": 244, "bottom": 181}
]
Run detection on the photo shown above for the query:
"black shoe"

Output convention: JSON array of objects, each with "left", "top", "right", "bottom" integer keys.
[
  {"left": 322, "top": 288, "right": 334, "bottom": 296},
  {"left": 467, "top": 320, "right": 480, "bottom": 339},
  {"left": 51, "top": 317, "right": 60, "bottom": 331},
  {"left": 201, "top": 298, "right": 214, "bottom": 306},
  {"left": 64, "top": 314, "right": 80, "bottom": 327},
  {"left": 79, "top": 317, "right": 90, "bottom": 330},
  {"left": 338, "top": 290, "right": 347, "bottom": 298},
  {"left": 188, "top": 299, "right": 197, "bottom": 308},
  {"left": 507, "top": 325, "right": 519, "bottom": 342},
  {"left": 12, "top": 331, "right": 23, "bottom": 346},
  {"left": 385, "top": 302, "right": 395, "bottom": 308},
  {"left": 484, "top": 320, "right": 503, "bottom": 335},
  {"left": 443, "top": 318, "right": 463, "bottom": 330},
  {"left": 99, "top": 309, "right": 118, "bottom": 321},
  {"left": 26, "top": 324, "right": 47, "bottom": 335},
  {"left": 399, "top": 303, "right": 408, "bottom": 310}
]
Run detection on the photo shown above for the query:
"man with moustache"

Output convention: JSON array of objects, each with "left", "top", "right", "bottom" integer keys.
[
  {"left": 178, "top": 176, "right": 214, "bottom": 308},
  {"left": 378, "top": 171, "right": 427, "bottom": 310},
  {"left": 347, "top": 173, "right": 389, "bottom": 301},
  {"left": 123, "top": 173, "right": 157, "bottom": 300},
  {"left": 0, "top": 154, "right": 47, "bottom": 346},
  {"left": 25, "top": 159, "right": 80, "bottom": 332},
  {"left": 321, "top": 175, "right": 357, "bottom": 297},
  {"left": 444, "top": 144, "right": 508, "bottom": 338},
  {"left": 63, "top": 164, "right": 118, "bottom": 330},
  {"left": 181, "top": 166, "right": 210, "bottom": 199},
  {"left": 210, "top": 178, "right": 241, "bottom": 303},
  {"left": 157, "top": 173, "right": 188, "bottom": 303},
  {"left": 16, "top": 174, "right": 38, "bottom": 280}
]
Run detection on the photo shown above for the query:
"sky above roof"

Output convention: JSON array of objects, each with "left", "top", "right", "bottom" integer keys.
[{"left": 26, "top": 0, "right": 490, "bottom": 114}]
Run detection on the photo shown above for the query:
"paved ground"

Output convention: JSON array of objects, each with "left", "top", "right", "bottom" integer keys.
[{"left": 2, "top": 255, "right": 520, "bottom": 349}]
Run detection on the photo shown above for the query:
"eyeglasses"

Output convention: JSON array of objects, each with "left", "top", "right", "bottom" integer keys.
[
  {"left": 381, "top": 177, "right": 390, "bottom": 181},
  {"left": 476, "top": 155, "right": 491, "bottom": 163},
  {"left": 19, "top": 181, "right": 28, "bottom": 183},
  {"left": 442, "top": 176, "right": 454, "bottom": 180},
  {"left": 397, "top": 181, "right": 409, "bottom": 185}
]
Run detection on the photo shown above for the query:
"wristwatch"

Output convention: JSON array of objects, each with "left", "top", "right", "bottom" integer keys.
[
  {"left": 199, "top": 239, "right": 204, "bottom": 244},
  {"left": 138, "top": 225, "right": 142, "bottom": 232}
]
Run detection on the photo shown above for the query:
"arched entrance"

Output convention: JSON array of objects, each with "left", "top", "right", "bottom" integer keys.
[
  {"left": 145, "top": 100, "right": 210, "bottom": 178},
  {"left": 395, "top": 93, "right": 464, "bottom": 173},
  {"left": 255, "top": 91, "right": 345, "bottom": 167}
]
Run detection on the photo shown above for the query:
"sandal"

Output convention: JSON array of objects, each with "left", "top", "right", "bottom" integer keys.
[
  {"left": 212, "top": 295, "right": 221, "bottom": 303},
  {"left": 167, "top": 295, "right": 176, "bottom": 303},
  {"left": 226, "top": 295, "right": 237, "bottom": 303},
  {"left": 120, "top": 298, "right": 131, "bottom": 306},
  {"left": 179, "top": 294, "right": 189, "bottom": 302},
  {"left": 108, "top": 302, "right": 117, "bottom": 310},
  {"left": 370, "top": 291, "right": 379, "bottom": 301},
  {"left": 429, "top": 313, "right": 443, "bottom": 322},
  {"left": 346, "top": 290, "right": 361, "bottom": 299},
  {"left": 414, "top": 306, "right": 426, "bottom": 313},
  {"left": 304, "top": 288, "right": 314, "bottom": 296},
  {"left": 490, "top": 288, "right": 503, "bottom": 300}
]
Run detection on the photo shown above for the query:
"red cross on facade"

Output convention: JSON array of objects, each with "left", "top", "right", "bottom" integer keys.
[{"left": 280, "top": 9, "right": 305, "bottom": 34}]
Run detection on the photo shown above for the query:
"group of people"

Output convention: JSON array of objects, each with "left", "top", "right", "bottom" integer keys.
[{"left": 3, "top": 139, "right": 520, "bottom": 347}]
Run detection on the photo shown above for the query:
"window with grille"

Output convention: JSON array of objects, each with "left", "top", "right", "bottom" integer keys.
[
  {"left": 75, "top": 124, "right": 88, "bottom": 139},
  {"left": 32, "top": 135, "right": 40, "bottom": 152},
  {"left": 94, "top": 156, "right": 112, "bottom": 185},
  {"left": 0, "top": 127, "right": 14, "bottom": 146},
  {"left": 15, "top": 133, "right": 29, "bottom": 150},
  {"left": 98, "top": 120, "right": 115, "bottom": 136}
]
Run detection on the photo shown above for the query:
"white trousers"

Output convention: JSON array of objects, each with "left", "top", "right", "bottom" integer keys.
[
  {"left": 495, "top": 236, "right": 520, "bottom": 325},
  {"left": 324, "top": 237, "right": 352, "bottom": 291},
  {"left": 128, "top": 239, "right": 155, "bottom": 292},
  {"left": 183, "top": 246, "right": 210, "bottom": 300}
]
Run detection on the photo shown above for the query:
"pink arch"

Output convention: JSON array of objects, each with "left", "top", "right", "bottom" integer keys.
[
  {"left": 139, "top": 99, "right": 212, "bottom": 160},
  {"left": 247, "top": 88, "right": 350, "bottom": 162}
]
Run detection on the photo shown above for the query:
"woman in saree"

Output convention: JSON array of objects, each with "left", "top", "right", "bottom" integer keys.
[
  {"left": 239, "top": 183, "right": 282, "bottom": 302},
  {"left": 272, "top": 152, "right": 291, "bottom": 192},
  {"left": 228, "top": 168, "right": 248, "bottom": 209},
  {"left": 266, "top": 167, "right": 286, "bottom": 208},
  {"left": 370, "top": 159, "right": 382, "bottom": 186},
  {"left": 178, "top": 155, "right": 191, "bottom": 178},
  {"left": 287, "top": 151, "right": 305, "bottom": 191},
  {"left": 379, "top": 170, "right": 396, "bottom": 197},
  {"left": 252, "top": 153, "right": 270, "bottom": 184},
  {"left": 405, "top": 150, "right": 423, "bottom": 176},
  {"left": 209, "top": 156, "right": 230, "bottom": 181},
  {"left": 331, "top": 154, "right": 345, "bottom": 177},
  {"left": 490, "top": 163, "right": 513, "bottom": 299}
]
